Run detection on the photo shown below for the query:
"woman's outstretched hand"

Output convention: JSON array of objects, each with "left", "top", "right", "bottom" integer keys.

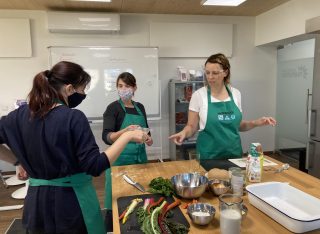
[
  {"left": 169, "top": 131, "right": 186, "bottom": 145},
  {"left": 255, "top": 117, "right": 277, "bottom": 127}
]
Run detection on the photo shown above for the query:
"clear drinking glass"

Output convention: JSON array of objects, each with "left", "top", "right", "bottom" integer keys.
[
  {"left": 137, "top": 127, "right": 149, "bottom": 144},
  {"left": 141, "top": 127, "right": 150, "bottom": 134},
  {"left": 231, "top": 171, "right": 244, "bottom": 196},
  {"left": 188, "top": 151, "right": 201, "bottom": 173},
  {"left": 228, "top": 167, "right": 242, "bottom": 179}
]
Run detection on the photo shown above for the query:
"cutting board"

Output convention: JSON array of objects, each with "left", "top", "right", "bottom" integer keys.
[{"left": 117, "top": 194, "right": 189, "bottom": 234}]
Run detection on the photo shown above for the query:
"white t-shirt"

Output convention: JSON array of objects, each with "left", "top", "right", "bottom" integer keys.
[{"left": 189, "top": 86, "right": 242, "bottom": 130}]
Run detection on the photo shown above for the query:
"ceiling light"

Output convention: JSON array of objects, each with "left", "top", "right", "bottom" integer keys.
[
  {"left": 201, "top": 0, "right": 247, "bottom": 6},
  {"left": 68, "top": 0, "right": 111, "bottom": 2}
]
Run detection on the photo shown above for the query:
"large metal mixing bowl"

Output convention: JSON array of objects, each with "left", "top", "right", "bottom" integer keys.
[{"left": 171, "top": 173, "right": 208, "bottom": 199}]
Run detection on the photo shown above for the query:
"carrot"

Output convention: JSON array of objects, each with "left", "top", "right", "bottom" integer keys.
[
  {"left": 182, "top": 199, "right": 197, "bottom": 209},
  {"left": 181, "top": 203, "right": 189, "bottom": 209},
  {"left": 148, "top": 197, "right": 165, "bottom": 214},
  {"left": 162, "top": 199, "right": 181, "bottom": 218},
  {"left": 123, "top": 198, "right": 143, "bottom": 224},
  {"left": 166, "top": 199, "right": 181, "bottom": 211},
  {"left": 119, "top": 208, "right": 128, "bottom": 220}
]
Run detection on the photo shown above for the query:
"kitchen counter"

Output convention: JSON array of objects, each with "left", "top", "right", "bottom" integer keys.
[
  {"left": 112, "top": 157, "right": 320, "bottom": 234},
  {"left": 1, "top": 156, "right": 320, "bottom": 233}
]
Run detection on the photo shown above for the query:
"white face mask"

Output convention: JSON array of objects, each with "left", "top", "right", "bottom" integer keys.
[{"left": 118, "top": 88, "right": 134, "bottom": 101}]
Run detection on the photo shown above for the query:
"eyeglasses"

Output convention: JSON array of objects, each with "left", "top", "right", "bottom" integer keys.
[{"left": 205, "top": 70, "right": 224, "bottom": 76}]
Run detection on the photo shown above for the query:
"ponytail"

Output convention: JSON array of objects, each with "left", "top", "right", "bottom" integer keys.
[
  {"left": 28, "top": 70, "right": 63, "bottom": 118},
  {"left": 28, "top": 61, "right": 91, "bottom": 118}
]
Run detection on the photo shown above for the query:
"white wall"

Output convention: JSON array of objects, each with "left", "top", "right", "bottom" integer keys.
[
  {"left": 255, "top": 0, "right": 320, "bottom": 46},
  {"left": 0, "top": 10, "right": 277, "bottom": 171}
]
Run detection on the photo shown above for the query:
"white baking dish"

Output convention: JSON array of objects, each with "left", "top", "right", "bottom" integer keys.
[{"left": 246, "top": 182, "right": 320, "bottom": 233}]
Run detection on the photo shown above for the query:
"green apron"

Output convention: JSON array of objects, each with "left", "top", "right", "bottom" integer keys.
[
  {"left": 29, "top": 173, "right": 105, "bottom": 234},
  {"left": 196, "top": 86, "right": 243, "bottom": 159},
  {"left": 104, "top": 99, "right": 148, "bottom": 209}
]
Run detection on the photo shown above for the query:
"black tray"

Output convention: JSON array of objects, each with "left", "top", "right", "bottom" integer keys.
[
  {"left": 117, "top": 194, "right": 189, "bottom": 234},
  {"left": 200, "top": 159, "right": 239, "bottom": 171}
]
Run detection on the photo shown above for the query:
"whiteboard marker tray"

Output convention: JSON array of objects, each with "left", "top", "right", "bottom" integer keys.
[{"left": 246, "top": 182, "right": 320, "bottom": 233}]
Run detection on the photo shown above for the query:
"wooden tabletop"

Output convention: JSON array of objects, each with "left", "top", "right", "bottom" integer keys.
[
  {"left": 112, "top": 157, "right": 320, "bottom": 234},
  {"left": 1, "top": 157, "right": 320, "bottom": 234}
]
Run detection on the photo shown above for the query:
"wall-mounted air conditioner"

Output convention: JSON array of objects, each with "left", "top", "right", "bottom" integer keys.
[
  {"left": 47, "top": 11, "right": 120, "bottom": 33},
  {"left": 306, "top": 16, "right": 320, "bottom": 34}
]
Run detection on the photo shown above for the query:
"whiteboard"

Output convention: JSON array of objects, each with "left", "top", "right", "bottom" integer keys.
[{"left": 48, "top": 46, "right": 160, "bottom": 120}]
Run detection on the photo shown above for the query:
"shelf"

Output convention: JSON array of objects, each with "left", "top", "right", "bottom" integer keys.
[
  {"left": 170, "top": 79, "right": 204, "bottom": 84},
  {"left": 169, "top": 79, "right": 204, "bottom": 161}
]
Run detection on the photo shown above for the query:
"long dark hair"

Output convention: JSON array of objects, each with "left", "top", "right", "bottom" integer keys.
[{"left": 28, "top": 61, "right": 91, "bottom": 118}]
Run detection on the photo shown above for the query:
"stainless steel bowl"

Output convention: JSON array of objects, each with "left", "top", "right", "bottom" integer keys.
[
  {"left": 171, "top": 173, "right": 208, "bottom": 199},
  {"left": 187, "top": 203, "right": 215, "bottom": 225},
  {"left": 208, "top": 179, "right": 231, "bottom": 196}
]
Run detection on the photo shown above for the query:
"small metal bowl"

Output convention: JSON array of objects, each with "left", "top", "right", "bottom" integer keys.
[
  {"left": 208, "top": 179, "right": 231, "bottom": 196},
  {"left": 187, "top": 203, "right": 215, "bottom": 225},
  {"left": 171, "top": 173, "right": 208, "bottom": 199}
]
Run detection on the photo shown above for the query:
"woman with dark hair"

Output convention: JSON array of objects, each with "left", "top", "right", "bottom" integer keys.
[
  {"left": 0, "top": 61, "right": 147, "bottom": 234},
  {"left": 102, "top": 72, "right": 153, "bottom": 215},
  {"left": 169, "top": 53, "right": 276, "bottom": 159}
]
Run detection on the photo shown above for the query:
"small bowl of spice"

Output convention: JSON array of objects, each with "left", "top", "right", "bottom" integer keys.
[
  {"left": 208, "top": 179, "right": 231, "bottom": 196},
  {"left": 187, "top": 203, "right": 215, "bottom": 225}
]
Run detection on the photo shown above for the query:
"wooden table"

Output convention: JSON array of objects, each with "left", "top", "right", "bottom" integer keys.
[
  {"left": 0, "top": 177, "right": 24, "bottom": 233},
  {"left": 112, "top": 157, "right": 320, "bottom": 234}
]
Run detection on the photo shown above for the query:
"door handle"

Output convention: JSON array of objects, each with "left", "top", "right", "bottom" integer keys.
[
  {"left": 310, "top": 110, "right": 317, "bottom": 137},
  {"left": 306, "top": 89, "right": 312, "bottom": 124},
  {"left": 306, "top": 141, "right": 315, "bottom": 169}
]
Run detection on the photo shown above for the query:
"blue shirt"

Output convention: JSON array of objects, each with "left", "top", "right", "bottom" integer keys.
[{"left": 0, "top": 104, "right": 110, "bottom": 233}]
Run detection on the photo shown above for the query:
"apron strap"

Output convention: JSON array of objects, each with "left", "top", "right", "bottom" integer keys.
[
  {"left": 118, "top": 99, "right": 144, "bottom": 116},
  {"left": 207, "top": 85, "right": 234, "bottom": 103},
  {"left": 118, "top": 99, "right": 127, "bottom": 112}
]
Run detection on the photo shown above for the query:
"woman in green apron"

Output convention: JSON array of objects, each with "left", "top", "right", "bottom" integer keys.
[
  {"left": 102, "top": 72, "right": 153, "bottom": 229},
  {"left": 0, "top": 61, "right": 147, "bottom": 234},
  {"left": 169, "top": 53, "right": 276, "bottom": 159}
]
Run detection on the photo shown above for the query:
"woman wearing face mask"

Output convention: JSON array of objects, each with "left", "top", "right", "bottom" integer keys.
[
  {"left": 102, "top": 72, "right": 153, "bottom": 225},
  {"left": 0, "top": 61, "right": 147, "bottom": 234}
]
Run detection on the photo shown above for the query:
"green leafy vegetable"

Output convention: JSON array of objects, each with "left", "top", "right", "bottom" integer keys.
[
  {"left": 137, "top": 198, "right": 152, "bottom": 226},
  {"left": 148, "top": 177, "right": 175, "bottom": 197},
  {"left": 141, "top": 216, "right": 153, "bottom": 234},
  {"left": 151, "top": 201, "right": 167, "bottom": 234},
  {"left": 165, "top": 220, "right": 189, "bottom": 234},
  {"left": 137, "top": 197, "right": 189, "bottom": 234}
]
